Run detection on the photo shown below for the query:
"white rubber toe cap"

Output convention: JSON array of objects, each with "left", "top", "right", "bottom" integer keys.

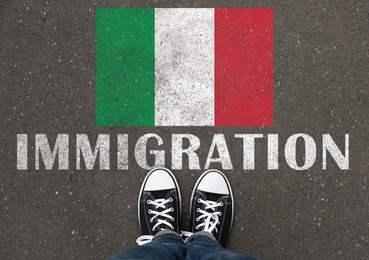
[
  {"left": 197, "top": 170, "right": 230, "bottom": 195},
  {"left": 144, "top": 168, "right": 176, "bottom": 191}
]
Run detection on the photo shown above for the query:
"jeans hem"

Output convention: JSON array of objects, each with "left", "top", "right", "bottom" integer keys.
[{"left": 188, "top": 231, "right": 216, "bottom": 242}]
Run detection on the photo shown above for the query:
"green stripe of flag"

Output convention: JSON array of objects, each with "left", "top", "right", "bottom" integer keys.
[{"left": 96, "top": 8, "right": 155, "bottom": 126}]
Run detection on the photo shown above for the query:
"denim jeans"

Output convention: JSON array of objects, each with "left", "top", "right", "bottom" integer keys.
[{"left": 108, "top": 231, "right": 258, "bottom": 260}]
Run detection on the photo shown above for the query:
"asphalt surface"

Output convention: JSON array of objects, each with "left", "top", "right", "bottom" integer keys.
[{"left": 1, "top": 0, "right": 369, "bottom": 259}]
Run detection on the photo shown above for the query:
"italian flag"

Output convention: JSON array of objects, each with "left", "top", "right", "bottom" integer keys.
[{"left": 96, "top": 8, "right": 273, "bottom": 126}]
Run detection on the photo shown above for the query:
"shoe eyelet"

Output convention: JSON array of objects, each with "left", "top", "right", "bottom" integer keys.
[
  {"left": 220, "top": 202, "right": 224, "bottom": 206},
  {"left": 148, "top": 209, "right": 152, "bottom": 214},
  {"left": 219, "top": 212, "right": 222, "bottom": 216},
  {"left": 197, "top": 198, "right": 201, "bottom": 203},
  {"left": 195, "top": 226, "right": 199, "bottom": 230},
  {"left": 196, "top": 217, "right": 200, "bottom": 221},
  {"left": 168, "top": 198, "right": 173, "bottom": 202},
  {"left": 150, "top": 219, "right": 153, "bottom": 223},
  {"left": 196, "top": 208, "right": 200, "bottom": 212},
  {"left": 171, "top": 217, "right": 174, "bottom": 221},
  {"left": 147, "top": 200, "right": 151, "bottom": 204},
  {"left": 170, "top": 207, "right": 174, "bottom": 212}
]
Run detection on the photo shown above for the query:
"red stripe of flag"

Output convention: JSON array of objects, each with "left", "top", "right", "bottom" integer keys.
[{"left": 215, "top": 8, "right": 274, "bottom": 126}]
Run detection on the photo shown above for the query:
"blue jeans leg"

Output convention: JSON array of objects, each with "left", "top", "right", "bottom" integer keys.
[
  {"left": 108, "top": 230, "right": 186, "bottom": 260},
  {"left": 186, "top": 231, "right": 258, "bottom": 260}
]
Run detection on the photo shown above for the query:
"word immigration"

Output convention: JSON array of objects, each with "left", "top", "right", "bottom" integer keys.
[{"left": 17, "top": 133, "right": 349, "bottom": 171}]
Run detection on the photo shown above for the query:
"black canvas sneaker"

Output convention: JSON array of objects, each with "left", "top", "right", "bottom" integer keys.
[
  {"left": 190, "top": 169, "right": 234, "bottom": 247},
  {"left": 137, "top": 168, "right": 181, "bottom": 245}
]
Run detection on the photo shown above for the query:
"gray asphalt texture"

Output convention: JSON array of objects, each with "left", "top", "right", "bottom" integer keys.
[{"left": 1, "top": 0, "right": 369, "bottom": 259}]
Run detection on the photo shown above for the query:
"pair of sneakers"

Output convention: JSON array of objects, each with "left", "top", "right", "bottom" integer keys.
[{"left": 137, "top": 168, "right": 234, "bottom": 247}]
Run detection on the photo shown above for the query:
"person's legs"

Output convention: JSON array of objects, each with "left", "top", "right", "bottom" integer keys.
[
  {"left": 108, "top": 230, "right": 186, "bottom": 260},
  {"left": 107, "top": 168, "right": 185, "bottom": 260},
  {"left": 186, "top": 170, "right": 258, "bottom": 260},
  {"left": 186, "top": 232, "right": 257, "bottom": 260}
]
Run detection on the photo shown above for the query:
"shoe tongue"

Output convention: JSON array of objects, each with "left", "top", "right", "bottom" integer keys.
[
  {"left": 202, "top": 191, "right": 225, "bottom": 203},
  {"left": 148, "top": 189, "right": 174, "bottom": 202}
]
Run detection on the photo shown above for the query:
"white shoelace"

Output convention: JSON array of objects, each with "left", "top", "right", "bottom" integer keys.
[
  {"left": 181, "top": 199, "right": 224, "bottom": 240},
  {"left": 136, "top": 198, "right": 174, "bottom": 245},
  {"left": 195, "top": 198, "right": 223, "bottom": 233}
]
